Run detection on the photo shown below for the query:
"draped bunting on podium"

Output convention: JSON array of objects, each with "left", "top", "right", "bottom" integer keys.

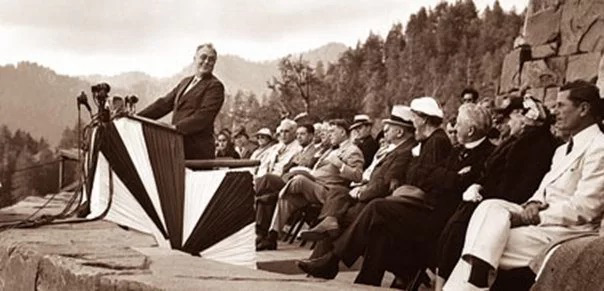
[{"left": 85, "top": 117, "right": 255, "bottom": 267}]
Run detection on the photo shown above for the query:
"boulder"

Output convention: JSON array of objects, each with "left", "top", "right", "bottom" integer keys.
[
  {"left": 566, "top": 52, "right": 601, "bottom": 82},
  {"left": 500, "top": 47, "right": 531, "bottom": 94},
  {"left": 531, "top": 42, "right": 559, "bottom": 59},
  {"left": 525, "top": 7, "right": 561, "bottom": 46},
  {"left": 521, "top": 57, "right": 567, "bottom": 89},
  {"left": 559, "top": 0, "right": 604, "bottom": 55},
  {"left": 579, "top": 19, "right": 604, "bottom": 53}
]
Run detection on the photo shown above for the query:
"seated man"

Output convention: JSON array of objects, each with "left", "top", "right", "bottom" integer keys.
[
  {"left": 283, "top": 123, "right": 321, "bottom": 173},
  {"left": 256, "top": 119, "right": 364, "bottom": 250},
  {"left": 350, "top": 114, "right": 379, "bottom": 169},
  {"left": 256, "top": 119, "right": 301, "bottom": 177},
  {"left": 254, "top": 123, "right": 320, "bottom": 244},
  {"left": 444, "top": 80, "right": 604, "bottom": 290},
  {"left": 232, "top": 126, "right": 258, "bottom": 159},
  {"left": 254, "top": 119, "right": 302, "bottom": 244},
  {"left": 435, "top": 95, "right": 558, "bottom": 287},
  {"left": 297, "top": 100, "right": 495, "bottom": 287},
  {"left": 299, "top": 105, "right": 417, "bottom": 241}
]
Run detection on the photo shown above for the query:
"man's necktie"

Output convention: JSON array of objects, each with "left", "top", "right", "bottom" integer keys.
[
  {"left": 174, "top": 77, "right": 200, "bottom": 108},
  {"left": 184, "top": 77, "right": 200, "bottom": 95},
  {"left": 566, "top": 138, "right": 573, "bottom": 155}
]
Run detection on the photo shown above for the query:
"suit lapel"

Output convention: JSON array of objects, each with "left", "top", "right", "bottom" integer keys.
[
  {"left": 176, "top": 76, "right": 212, "bottom": 109},
  {"left": 374, "top": 138, "right": 414, "bottom": 169},
  {"left": 174, "top": 76, "right": 193, "bottom": 107},
  {"left": 540, "top": 135, "right": 594, "bottom": 187}
]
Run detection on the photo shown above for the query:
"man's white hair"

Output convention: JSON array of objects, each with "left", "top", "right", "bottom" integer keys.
[
  {"left": 458, "top": 103, "right": 492, "bottom": 137},
  {"left": 196, "top": 43, "right": 217, "bottom": 55},
  {"left": 278, "top": 119, "right": 297, "bottom": 131}
]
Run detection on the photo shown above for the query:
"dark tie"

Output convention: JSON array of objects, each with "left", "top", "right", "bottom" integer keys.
[{"left": 566, "top": 138, "right": 573, "bottom": 155}]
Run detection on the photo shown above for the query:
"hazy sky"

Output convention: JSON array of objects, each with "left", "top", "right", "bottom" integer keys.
[{"left": 0, "top": 0, "right": 527, "bottom": 77}]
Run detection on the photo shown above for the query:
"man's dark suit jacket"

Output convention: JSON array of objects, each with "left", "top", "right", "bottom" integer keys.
[
  {"left": 320, "top": 137, "right": 416, "bottom": 224},
  {"left": 427, "top": 138, "right": 496, "bottom": 228},
  {"left": 139, "top": 74, "right": 225, "bottom": 160},
  {"left": 355, "top": 135, "right": 379, "bottom": 169},
  {"left": 405, "top": 128, "right": 453, "bottom": 195},
  {"left": 436, "top": 124, "right": 557, "bottom": 279}
]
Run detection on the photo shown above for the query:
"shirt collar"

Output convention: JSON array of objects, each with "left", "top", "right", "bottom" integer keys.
[
  {"left": 464, "top": 137, "right": 486, "bottom": 149},
  {"left": 339, "top": 138, "right": 352, "bottom": 149},
  {"left": 570, "top": 123, "right": 601, "bottom": 150}
]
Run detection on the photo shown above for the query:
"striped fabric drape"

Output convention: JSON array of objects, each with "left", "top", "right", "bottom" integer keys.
[{"left": 85, "top": 116, "right": 256, "bottom": 267}]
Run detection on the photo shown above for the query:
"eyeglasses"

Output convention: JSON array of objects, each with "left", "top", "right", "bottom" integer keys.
[{"left": 199, "top": 54, "right": 217, "bottom": 63}]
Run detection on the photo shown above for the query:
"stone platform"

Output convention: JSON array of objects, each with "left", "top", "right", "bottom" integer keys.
[{"left": 0, "top": 193, "right": 393, "bottom": 290}]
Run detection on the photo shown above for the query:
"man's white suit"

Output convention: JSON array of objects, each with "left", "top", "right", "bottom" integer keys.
[{"left": 444, "top": 123, "right": 604, "bottom": 290}]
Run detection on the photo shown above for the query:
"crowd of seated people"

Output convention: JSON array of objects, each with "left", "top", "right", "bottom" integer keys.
[{"left": 218, "top": 80, "right": 604, "bottom": 290}]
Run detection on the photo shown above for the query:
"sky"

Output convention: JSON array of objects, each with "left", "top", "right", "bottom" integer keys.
[{"left": 0, "top": 0, "right": 527, "bottom": 77}]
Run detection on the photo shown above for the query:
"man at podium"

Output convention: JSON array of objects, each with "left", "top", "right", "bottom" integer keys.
[{"left": 138, "top": 43, "right": 225, "bottom": 159}]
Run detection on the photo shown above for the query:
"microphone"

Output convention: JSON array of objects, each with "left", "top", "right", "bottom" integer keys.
[
  {"left": 125, "top": 95, "right": 139, "bottom": 113},
  {"left": 77, "top": 91, "right": 92, "bottom": 113}
]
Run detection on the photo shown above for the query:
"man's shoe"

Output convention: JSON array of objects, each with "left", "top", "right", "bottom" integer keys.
[
  {"left": 75, "top": 201, "right": 90, "bottom": 218},
  {"left": 256, "top": 230, "right": 277, "bottom": 251},
  {"left": 296, "top": 252, "right": 339, "bottom": 279},
  {"left": 299, "top": 217, "right": 339, "bottom": 241}
]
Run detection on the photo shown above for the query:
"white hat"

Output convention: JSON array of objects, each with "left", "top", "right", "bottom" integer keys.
[
  {"left": 350, "top": 114, "right": 373, "bottom": 130},
  {"left": 254, "top": 128, "right": 273, "bottom": 139},
  {"left": 410, "top": 96, "right": 444, "bottom": 118},
  {"left": 382, "top": 105, "right": 414, "bottom": 127}
]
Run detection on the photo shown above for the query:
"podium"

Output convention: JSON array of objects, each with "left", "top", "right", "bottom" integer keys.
[{"left": 84, "top": 116, "right": 256, "bottom": 267}]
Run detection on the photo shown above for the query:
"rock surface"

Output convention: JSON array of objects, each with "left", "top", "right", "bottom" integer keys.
[
  {"left": 525, "top": 7, "right": 561, "bottom": 46},
  {"left": 499, "top": 47, "right": 531, "bottom": 93},
  {"left": 566, "top": 52, "right": 601, "bottom": 82},
  {"left": 521, "top": 57, "right": 567, "bottom": 89},
  {"left": 559, "top": 0, "right": 604, "bottom": 55},
  {"left": 0, "top": 194, "right": 379, "bottom": 291},
  {"left": 531, "top": 42, "right": 559, "bottom": 59}
]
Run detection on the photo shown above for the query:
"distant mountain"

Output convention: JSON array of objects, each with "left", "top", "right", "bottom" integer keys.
[
  {"left": 0, "top": 43, "right": 348, "bottom": 146},
  {"left": 79, "top": 42, "right": 348, "bottom": 104},
  {"left": 0, "top": 62, "right": 89, "bottom": 146},
  {"left": 288, "top": 42, "right": 349, "bottom": 65}
]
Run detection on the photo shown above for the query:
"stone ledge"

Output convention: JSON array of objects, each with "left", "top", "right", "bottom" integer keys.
[{"left": 0, "top": 195, "right": 384, "bottom": 290}]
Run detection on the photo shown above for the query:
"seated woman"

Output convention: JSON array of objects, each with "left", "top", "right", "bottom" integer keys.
[
  {"left": 434, "top": 95, "right": 557, "bottom": 290},
  {"left": 215, "top": 130, "right": 240, "bottom": 159},
  {"left": 297, "top": 99, "right": 495, "bottom": 287}
]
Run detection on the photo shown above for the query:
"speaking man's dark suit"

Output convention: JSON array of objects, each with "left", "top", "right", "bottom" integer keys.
[
  {"left": 331, "top": 137, "right": 495, "bottom": 286},
  {"left": 436, "top": 124, "right": 557, "bottom": 279},
  {"left": 139, "top": 74, "right": 225, "bottom": 159}
]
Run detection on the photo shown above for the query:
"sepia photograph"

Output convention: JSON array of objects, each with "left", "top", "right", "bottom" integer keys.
[{"left": 1, "top": 0, "right": 603, "bottom": 290}]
